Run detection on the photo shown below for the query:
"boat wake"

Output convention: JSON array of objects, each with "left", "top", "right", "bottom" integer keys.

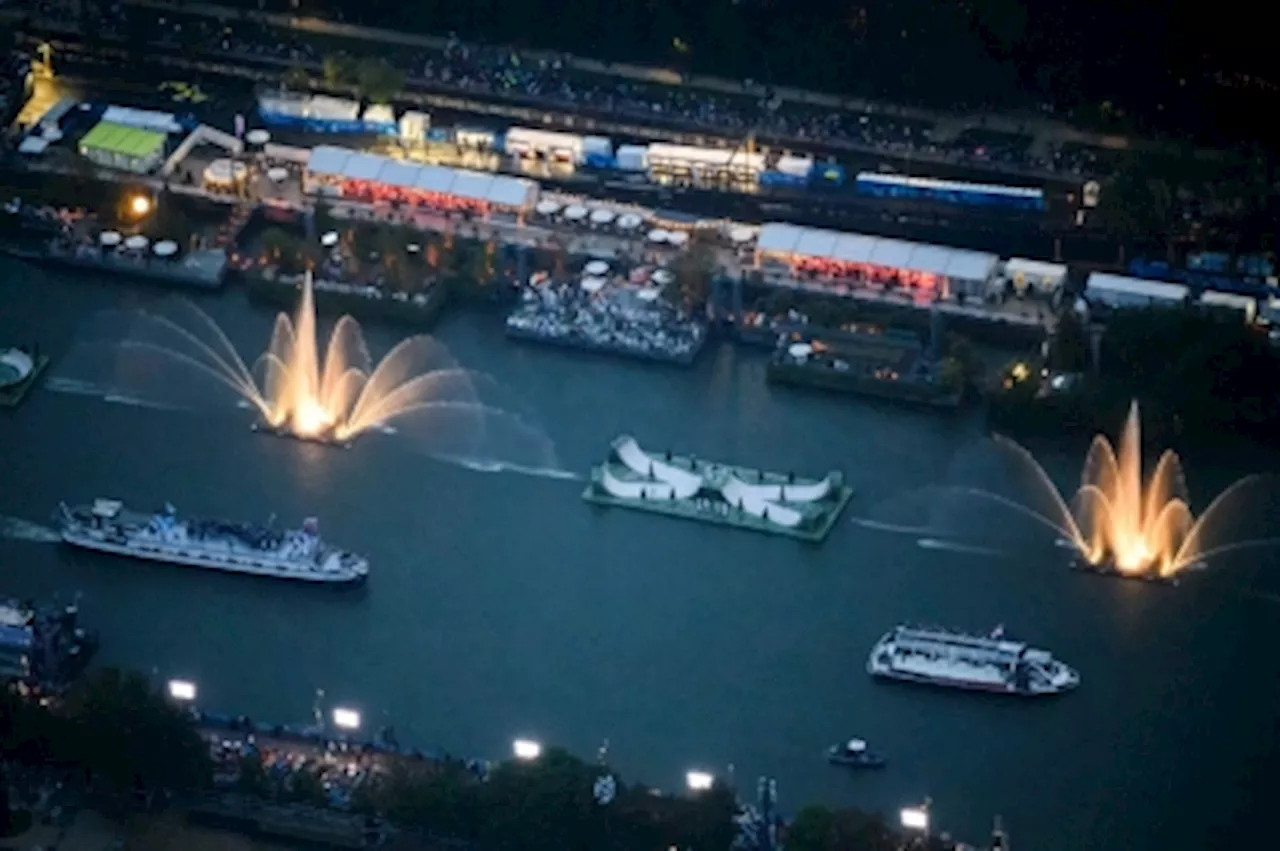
[
  {"left": 444, "top": 456, "right": 582, "bottom": 482},
  {"left": 0, "top": 516, "right": 61, "bottom": 543},
  {"left": 45, "top": 377, "right": 184, "bottom": 410},
  {"left": 916, "top": 538, "right": 1005, "bottom": 557},
  {"left": 848, "top": 517, "right": 941, "bottom": 536}
]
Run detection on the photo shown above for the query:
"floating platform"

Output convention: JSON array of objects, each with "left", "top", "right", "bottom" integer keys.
[
  {"left": 2, "top": 243, "right": 229, "bottom": 291},
  {"left": 0, "top": 349, "right": 50, "bottom": 408},
  {"left": 1067, "top": 555, "right": 1184, "bottom": 587},
  {"left": 250, "top": 421, "right": 352, "bottom": 449},
  {"left": 505, "top": 322, "right": 703, "bottom": 366},
  {"left": 582, "top": 435, "right": 853, "bottom": 542}
]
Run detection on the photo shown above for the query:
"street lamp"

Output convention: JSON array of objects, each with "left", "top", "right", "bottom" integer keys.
[
  {"left": 332, "top": 707, "right": 361, "bottom": 731},
  {"left": 685, "top": 770, "right": 715, "bottom": 792},
  {"left": 513, "top": 738, "right": 542, "bottom": 760},
  {"left": 167, "top": 679, "right": 197, "bottom": 702},
  {"left": 128, "top": 194, "right": 152, "bottom": 218}
]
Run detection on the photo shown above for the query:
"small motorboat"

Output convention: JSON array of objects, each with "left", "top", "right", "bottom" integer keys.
[{"left": 826, "top": 738, "right": 885, "bottom": 769}]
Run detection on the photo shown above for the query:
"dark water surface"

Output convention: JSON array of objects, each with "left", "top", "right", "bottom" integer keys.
[{"left": 2, "top": 258, "right": 1278, "bottom": 850}]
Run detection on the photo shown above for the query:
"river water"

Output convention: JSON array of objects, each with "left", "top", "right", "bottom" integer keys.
[{"left": 2, "top": 258, "right": 1278, "bottom": 850}]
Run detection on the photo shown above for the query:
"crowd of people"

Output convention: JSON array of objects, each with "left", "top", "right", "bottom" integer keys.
[
  {"left": 208, "top": 731, "right": 384, "bottom": 811},
  {"left": 18, "top": 1, "right": 1118, "bottom": 180},
  {"left": 507, "top": 269, "right": 706, "bottom": 364}
]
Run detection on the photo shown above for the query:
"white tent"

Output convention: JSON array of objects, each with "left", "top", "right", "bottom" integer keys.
[
  {"left": 1199, "top": 290, "right": 1256, "bottom": 322},
  {"left": 303, "top": 145, "right": 538, "bottom": 212},
  {"left": 755, "top": 222, "right": 998, "bottom": 294},
  {"left": 1005, "top": 258, "right": 1067, "bottom": 293},
  {"left": 1085, "top": 273, "right": 1188, "bottom": 308},
  {"left": 102, "top": 105, "right": 182, "bottom": 134}
]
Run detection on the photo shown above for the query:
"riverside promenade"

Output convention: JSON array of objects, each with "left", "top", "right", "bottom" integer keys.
[
  {"left": 111, "top": 0, "right": 1157, "bottom": 158},
  {"left": 7, "top": 0, "right": 1216, "bottom": 185}
]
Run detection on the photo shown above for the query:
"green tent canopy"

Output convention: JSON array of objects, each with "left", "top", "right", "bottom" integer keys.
[{"left": 78, "top": 121, "right": 168, "bottom": 173}]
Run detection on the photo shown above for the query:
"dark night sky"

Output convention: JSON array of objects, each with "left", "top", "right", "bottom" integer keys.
[{"left": 240, "top": 0, "right": 1276, "bottom": 143}]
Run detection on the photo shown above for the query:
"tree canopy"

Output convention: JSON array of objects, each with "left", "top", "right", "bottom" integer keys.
[{"left": 58, "top": 667, "right": 212, "bottom": 793}]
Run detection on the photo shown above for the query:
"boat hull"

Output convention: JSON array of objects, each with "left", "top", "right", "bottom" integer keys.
[
  {"left": 868, "top": 665, "right": 1072, "bottom": 696},
  {"left": 60, "top": 532, "right": 366, "bottom": 584},
  {"left": 827, "top": 751, "right": 886, "bottom": 769}
]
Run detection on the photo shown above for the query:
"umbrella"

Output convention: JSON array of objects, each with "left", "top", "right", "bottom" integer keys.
[
  {"left": 246, "top": 129, "right": 271, "bottom": 145},
  {"left": 589, "top": 208, "right": 615, "bottom": 225},
  {"left": 617, "top": 213, "right": 643, "bottom": 229},
  {"left": 647, "top": 229, "right": 669, "bottom": 243},
  {"left": 584, "top": 260, "right": 609, "bottom": 276},
  {"left": 730, "top": 226, "right": 756, "bottom": 243},
  {"left": 534, "top": 199, "right": 561, "bottom": 215},
  {"left": 667, "top": 231, "right": 690, "bottom": 247},
  {"left": 651, "top": 269, "right": 674, "bottom": 286},
  {"left": 788, "top": 343, "right": 814, "bottom": 358},
  {"left": 563, "top": 205, "right": 589, "bottom": 221},
  {"left": 125, "top": 235, "right": 149, "bottom": 250},
  {"left": 153, "top": 240, "right": 179, "bottom": 257},
  {"left": 580, "top": 276, "right": 607, "bottom": 293},
  {"left": 637, "top": 288, "right": 661, "bottom": 302},
  {"left": 267, "top": 167, "right": 289, "bottom": 183},
  {"left": 99, "top": 231, "right": 122, "bottom": 247},
  {"left": 321, "top": 231, "right": 340, "bottom": 247}
]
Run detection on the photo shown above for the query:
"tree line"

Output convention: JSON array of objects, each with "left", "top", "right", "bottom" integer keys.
[{"left": 2, "top": 666, "right": 964, "bottom": 849}]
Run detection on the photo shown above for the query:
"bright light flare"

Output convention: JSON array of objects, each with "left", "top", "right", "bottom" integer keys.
[
  {"left": 129, "top": 194, "right": 152, "bottom": 217},
  {"left": 332, "top": 707, "right": 361, "bottom": 730},
  {"left": 1070, "top": 402, "right": 1198, "bottom": 577},
  {"left": 685, "top": 770, "right": 714, "bottom": 791},
  {"left": 292, "top": 397, "right": 334, "bottom": 437},
  {"left": 900, "top": 806, "right": 929, "bottom": 831},
  {"left": 167, "top": 679, "right": 197, "bottom": 702},
  {"left": 248, "top": 273, "right": 467, "bottom": 444},
  {"left": 513, "top": 739, "right": 542, "bottom": 760}
]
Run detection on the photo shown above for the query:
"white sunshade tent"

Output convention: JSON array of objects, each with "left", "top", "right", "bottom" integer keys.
[
  {"left": 342, "top": 153, "right": 386, "bottom": 182},
  {"left": 1085, "top": 273, "right": 1189, "bottom": 308},
  {"left": 1005, "top": 257, "right": 1068, "bottom": 292},
  {"left": 1200, "top": 290, "right": 1257, "bottom": 322},
  {"left": 303, "top": 146, "right": 539, "bottom": 210},
  {"left": 755, "top": 222, "right": 998, "bottom": 288},
  {"left": 102, "top": 105, "right": 182, "bottom": 134},
  {"left": 306, "top": 146, "right": 352, "bottom": 179},
  {"left": 376, "top": 159, "right": 422, "bottom": 190}
]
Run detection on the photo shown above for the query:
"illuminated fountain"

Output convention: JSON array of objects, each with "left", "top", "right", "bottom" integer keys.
[
  {"left": 990, "top": 401, "right": 1274, "bottom": 584},
  {"left": 57, "top": 274, "right": 560, "bottom": 469}
]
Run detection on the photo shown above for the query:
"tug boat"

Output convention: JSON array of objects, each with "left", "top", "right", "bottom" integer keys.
[
  {"left": 55, "top": 499, "right": 368, "bottom": 584},
  {"left": 826, "top": 738, "right": 886, "bottom": 769},
  {"left": 867, "top": 624, "right": 1079, "bottom": 696}
]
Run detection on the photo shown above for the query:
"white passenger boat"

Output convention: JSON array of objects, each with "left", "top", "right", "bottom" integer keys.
[
  {"left": 867, "top": 624, "right": 1079, "bottom": 696},
  {"left": 56, "top": 499, "right": 368, "bottom": 584}
]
